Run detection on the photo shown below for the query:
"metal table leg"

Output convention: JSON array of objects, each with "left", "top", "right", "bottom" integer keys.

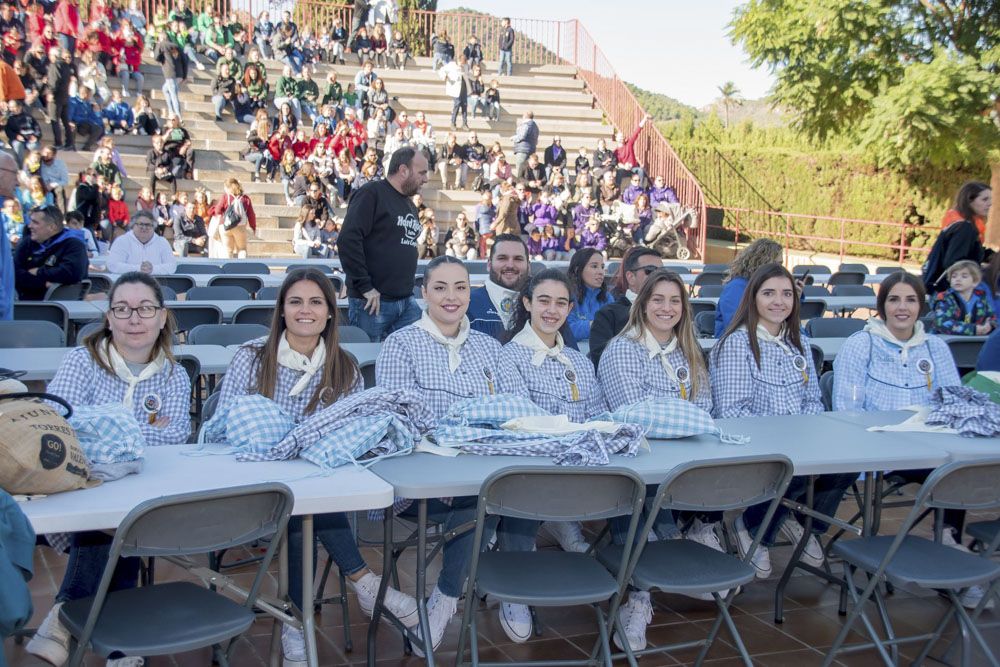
[
  {"left": 301, "top": 514, "right": 319, "bottom": 667},
  {"left": 415, "top": 499, "right": 435, "bottom": 666}
]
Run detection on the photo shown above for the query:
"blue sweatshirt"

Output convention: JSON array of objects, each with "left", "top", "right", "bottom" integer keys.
[
  {"left": 103, "top": 101, "right": 135, "bottom": 127},
  {"left": 568, "top": 285, "right": 614, "bottom": 341},
  {"left": 714, "top": 276, "right": 747, "bottom": 337}
]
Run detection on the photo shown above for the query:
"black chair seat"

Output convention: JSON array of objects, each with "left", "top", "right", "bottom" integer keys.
[
  {"left": 831, "top": 535, "right": 1000, "bottom": 589},
  {"left": 966, "top": 520, "right": 1000, "bottom": 547},
  {"left": 475, "top": 551, "right": 618, "bottom": 606},
  {"left": 599, "top": 540, "right": 754, "bottom": 594},
  {"left": 60, "top": 581, "right": 254, "bottom": 658}
]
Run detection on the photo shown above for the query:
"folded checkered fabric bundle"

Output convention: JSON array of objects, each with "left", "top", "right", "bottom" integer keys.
[
  {"left": 926, "top": 386, "right": 1000, "bottom": 437},
  {"left": 440, "top": 394, "right": 551, "bottom": 428},
  {"left": 67, "top": 404, "right": 146, "bottom": 464},
  {"left": 201, "top": 394, "right": 296, "bottom": 454},
  {"left": 597, "top": 397, "right": 750, "bottom": 444},
  {"left": 242, "top": 388, "right": 434, "bottom": 464}
]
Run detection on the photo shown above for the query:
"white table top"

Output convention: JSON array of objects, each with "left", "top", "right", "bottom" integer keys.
[
  {"left": 0, "top": 345, "right": 234, "bottom": 380},
  {"left": 17, "top": 445, "right": 394, "bottom": 534},
  {"left": 370, "top": 412, "right": 951, "bottom": 498}
]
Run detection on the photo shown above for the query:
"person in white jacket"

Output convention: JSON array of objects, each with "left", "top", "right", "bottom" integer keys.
[
  {"left": 439, "top": 55, "right": 469, "bottom": 130},
  {"left": 106, "top": 211, "right": 177, "bottom": 275}
]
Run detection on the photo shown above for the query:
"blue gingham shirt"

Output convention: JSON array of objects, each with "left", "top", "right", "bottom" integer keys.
[
  {"left": 48, "top": 347, "right": 191, "bottom": 446},
  {"left": 497, "top": 342, "right": 606, "bottom": 422},
  {"left": 375, "top": 325, "right": 505, "bottom": 419},
  {"left": 217, "top": 336, "right": 363, "bottom": 422},
  {"left": 597, "top": 335, "right": 713, "bottom": 413},
  {"left": 710, "top": 329, "right": 823, "bottom": 418},
  {"left": 832, "top": 331, "right": 959, "bottom": 411}
]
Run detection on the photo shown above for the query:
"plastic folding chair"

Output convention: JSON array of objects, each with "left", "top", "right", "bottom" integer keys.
[
  {"left": 832, "top": 285, "right": 875, "bottom": 297},
  {"left": 793, "top": 264, "right": 831, "bottom": 277},
  {"left": 173, "top": 354, "right": 202, "bottom": 427},
  {"left": 187, "top": 285, "right": 252, "bottom": 301},
  {"left": 175, "top": 263, "right": 223, "bottom": 274},
  {"left": 698, "top": 285, "right": 723, "bottom": 299},
  {"left": 153, "top": 274, "right": 196, "bottom": 295},
  {"left": 207, "top": 276, "right": 264, "bottom": 297},
  {"left": 823, "top": 458, "right": 1000, "bottom": 667},
  {"left": 60, "top": 483, "right": 293, "bottom": 667},
  {"left": 169, "top": 304, "right": 223, "bottom": 336},
  {"left": 875, "top": 266, "right": 906, "bottom": 275},
  {"left": 13, "top": 302, "right": 68, "bottom": 336},
  {"left": 87, "top": 275, "right": 112, "bottom": 294},
  {"left": 810, "top": 343, "right": 824, "bottom": 374},
  {"left": 806, "top": 317, "right": 866, "bottom": 338},
  {"left": 839, "top": 263, "right": 869, "bottom": 274},
  {"left": 702, "top": 263, "right": 730, "bottom": 274},
  {"left": 456, "top": 466, "right": 646, "bottom": 667},
  {"left": 599, "top": 455, "right": 793, "bottom": 665},
  {"left": 287, "top": 263, "right": 336, "bottom": 275},
  {"left": 690, "top": 301, "right": 716, "bottom": 317},
  {"left": 257, "top": 286, "right": 280, "bottom": 301},
  {"left": 802, "top": 285, "right": 831, "bottom": 297},
  {"left": 44, "top": 280, "right": 91, "bottom": 301},
  {"left": 188, "top": 323, "right": 269, "bottom": 347},
  {"left": 233, "top": 304, "right": 275, "bottom": 326},
  {"left": 338, "top": 325, "right": 370, "bottom": 343},
  {"left": 819, "top": 370, "right": 835, "bottom": 411},
  {"left": 663, "top": 264, "right": 693, "bottom": 274},
  {"left": 222, "top": 262, "right": 270, "bottom": 275},
  {"left": 827, "top": 272, "right": 866, "bottom": 287},
  {"left": 947, "top": 338, "right": 985, "bottom": 374},
  {"left": 799, "top": 300, "right": 826, "bottom": 321},
  {"left": 694, "top": 310, "right": 716, "bottom": 338},
  {"left": 693, "top": 272, "right": 724, "bottom": 294},
  {"left": 0, "top": 320, "right": 65, "bottom": 348},
  {"left": 75, "top": 321, "right": 103, "bottom": 345}
]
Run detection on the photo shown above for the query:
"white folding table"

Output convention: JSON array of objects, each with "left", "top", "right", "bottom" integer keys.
[{"left": 0, "top": 345, "right": 235, "bottom": 381}]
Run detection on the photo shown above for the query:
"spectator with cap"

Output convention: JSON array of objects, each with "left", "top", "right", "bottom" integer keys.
[
  {"left": 13, "top": 204, "right": 88, "bottom": 300},
  {"left": 106, "top": 211, "right": 177, "bottom": 275}
]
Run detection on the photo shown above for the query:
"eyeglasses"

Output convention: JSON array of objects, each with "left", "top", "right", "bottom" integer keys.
[
  {"left": 628, "top": 265, "right": 659, "bottom": 276},
  {"left": 110, "top": 305, "right": 162, "bottom": 319}
]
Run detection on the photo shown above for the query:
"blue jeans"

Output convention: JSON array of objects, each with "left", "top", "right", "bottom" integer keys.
[
  {"left": 287, "top": 513, "right": 366, "bottom": 611},
  {"left": 119, "top": 67, "right": 144, "bottom": 96},
  {"left": 399, "top": 497, "right": 483, "bottom": 598},
  {"left": 450, "top": 96, "right": 467, "bottom": 127},
  {"left": 497, "top": 50, "right": 512, "bottom": 76},
  {"left": 347, "top": 295, "right": 421, "bottom": 342},
  {"left": 10, "top": 138, "right": 39, "bottom": 165},
  {"left": 283, "top": 49, "right": 304, "bottom": 74},
  {"left": 743, "top": 473, "right": 857, "bottom": 546},
  {"left": 162, "top": 78, "right": 182, "bottom": 118},
  {"left": 211, "top": 94, "right": 230, "bottom": 117},
  {"left": 56, "top": 531, "right": 140, "bottom": 603}
]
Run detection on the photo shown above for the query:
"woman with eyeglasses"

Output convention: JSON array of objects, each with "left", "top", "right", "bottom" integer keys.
[{"left": 28, "top": 272, "right": 190, "bottom": 666}]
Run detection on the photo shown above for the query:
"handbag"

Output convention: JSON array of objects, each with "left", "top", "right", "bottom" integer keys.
[{"left": 222, "top": 195, "right": 244, "bottom": 231}]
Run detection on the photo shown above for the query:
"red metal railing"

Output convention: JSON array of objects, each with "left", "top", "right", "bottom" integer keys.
[{"left": 713, "top": 207, "right": 932, "bottom": 264}]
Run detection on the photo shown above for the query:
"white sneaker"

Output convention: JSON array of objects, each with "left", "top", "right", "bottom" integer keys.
[
  {"left": 499, "top": 602, "right": 532, "bottom": 643},
  {"left": 541, "top": 520, "right": 589, "bottom": 553},
  {"left": 350, "top": 571, "right": 419, "bottom": 628},
  {"left": 942, "top": 528, "right": 972, "bottom": 553},
  {"left": 960, "top": 584, "right": 996, "bottom": 610},
  {"left": 412, "top": 586, "right": 457, "bottom": 657},
  {"left": 734, "top": 516, "right": 772, "bottom": 579},
  {"left": 196, "top": 61, "right": 206, "bottom": 71},
  {"left": 685, "top": 520, "right": 732, "bottom": 600},
  {"left": 613, "top": 591, "right": 652, "bottom": 652},
  {"left": 281, "top": 625, "right": 307, "bottom": 667},
  {"left": 107, "top": 657, "right": 144, "bottom": 666},
  {"left": 779, "top": 518, "right": 825, "bottom": 567},
  {"left": 26, "top": 603, "right": 70, "bottom": 666}
]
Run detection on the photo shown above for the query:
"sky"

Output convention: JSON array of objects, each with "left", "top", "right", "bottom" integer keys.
[{"left": 437, "top": 0, "right": 775, "bottom": 109}]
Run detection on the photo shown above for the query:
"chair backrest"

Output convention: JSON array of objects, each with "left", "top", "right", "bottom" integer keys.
[
  {"left": 809, "top": 343, "right": 824, "bottom": 374},
  {"left": 875, "top": 266, "right": 907, "bottom": 275},
  {"left": 188, "top": 323, "right": 269, "bottom": 346},
  {"left": 0, "top": 320, "right": 66, "bottom": 348},
  {"left": 13, "top": 302, "right": 68, "bottom": 334},
  {"left": 44, "top": 280, "right": 91, "bottom": 301},
  {"left": 919, "top": 458, "right": 1000, "bottom": 514},
  {"left": 806, "top": 317, "right": 866, "bottom": 338},
  {"left": 605, "top": 261, "right": 621, "bottom": 277},
  {"left": 169, "top": 304, "right": 223, "bottom": 334},
  {"left": 793, "top": 264, "right": 832, "bottom": 277},
  {"left": 187, "top": 285, "right": 251, "bottom": 301},
  {"left": 153, "top": 274, "right": 197, "bottom": 295},
  {"left": 819, "top": 370, "right": 835, "bottom": 411},
  {"left": 690, "top": 301, "right": 716, "bottom": 317},
  {"left": 694, "top": 310, "right": 715, "bottom": 337},
  {"left": 839, "top": 263, "right": 869, "bottom": 274},
  {"left": 257, "top": 286, "right": 280, "bottom": 301},
  {"left": 698, "top": 284, "right": 723, "bottom": 299},
  {"left": 173, "top": 353, "right": 200, "bottom": 387},
  {"left": 799, "top": 301, "right": 826, "bottom": 320},
  {"left": 159, "top": 285, "right": 178, "bottom": 301},
  {"left": 233, "top": 304, "right": 275, "bottom": 326},
  {"left": 75, "top": 320, "right": 104, "bottom": 345},
  {"left": 802, "top": 285, "right": 831, "bottom": 297},
  {"left": 87, "top": 274, "right": 112, "bottom": 294},
  {"left": 175, "top": 263, "right": 223, "bottom": 274},
  {"left": 338, "top": 325, "right": 370, "bottom": 343},
  {"left": 207, "top": 275, "right": 263, "bottom": 296},
  {"left": 832, "top": 285, "right": 875, "bottom": 297},
  {"left": 530, "top": 261, "right": 547, "bottom": 276},
  {"left": 694, "top": 272, "right": 725, "bottom": 291},
  {"left": 222, "top": 262, "right": 270, "bottom": 275},
  {"left": 652, "top": 455, "right": 794, "bottom": 514},
  {"left": 946, "top": 338, "right": 984, "bottom": 371},
  {"left": 662, "top": 264, "right": 693, "bottom": 274},
  {"left": 286, "top": 263, "right": 335, "bottom": 275},
  {"left": 203, "top": 390, "right": 222, "bottom": 422},
  {"left": 702, "top": 263, "right": 730, "bottom": 274},
  {"left": 360, "top": 361, "right": 376, "bottom": 389},
  {"left": 827, "top": 271, "right": 865, "bottom": 286}
]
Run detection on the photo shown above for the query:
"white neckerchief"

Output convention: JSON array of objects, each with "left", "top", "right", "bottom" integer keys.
[
  {"left": 625, "top": 289, "right": 638, "bottom": 303},
  {"left": 628, "top": 326, "right": 682, "bottom": 384},
  {"left": 865, "top": 317, "right": 927, "bottom": 364},
  {"left": 98, "top": 341, "right": 166, "bottom": 407},
  {"left": 414, "top": 311, "right": 470, "bottom": 372},
  {"left": 751, "top": 324, "right": 796, "bottom": 356},
  {"left": 277, "top": 333, "right": 326, "bottom": 396},
  {"left": 511, "top": 323, "right": 572, "bottom": 370},
  {"left": 484, "top": 278, "right": 519, "bottom": 328}
]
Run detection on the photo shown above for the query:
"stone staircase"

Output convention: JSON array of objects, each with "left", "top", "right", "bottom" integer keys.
[{"left": 47, "top": 54, "right": 613, "bottom": 258}]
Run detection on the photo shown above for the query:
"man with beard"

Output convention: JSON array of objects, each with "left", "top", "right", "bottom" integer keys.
[
  {"left": 338, "top": 146, "right": 428, "bottom": 341},
  {"left": 13, "top": 205, "right": 88, "bottom": 301}
]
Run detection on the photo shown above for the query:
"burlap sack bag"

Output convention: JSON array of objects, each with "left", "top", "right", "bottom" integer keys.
[{"left": 0, "top": 393, "right": 99, "bottom": 495}]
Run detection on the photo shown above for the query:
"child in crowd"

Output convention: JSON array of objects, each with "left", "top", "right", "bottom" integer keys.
[
  {"left": 932, "top": 260, "right": 996, "bottom": 335},
  {"left": 484, "top": 79, "right": 501, "bottom": 121}
]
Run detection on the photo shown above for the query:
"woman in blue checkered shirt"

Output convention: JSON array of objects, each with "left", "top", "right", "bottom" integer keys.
[
  {"left": 28, "top": 272, "right": 192, "bottom": 666},
  {"left": 215, "top": 268, "right": 419, "bottom": 666},
  {"left": 596, "top": 268, "right": 723, "bottom": 653},
  {"left": 711, "top": 263, "right": 854, "bottom": 583},
  {"left": 375, "top": 255, "right": 508, "bottom": 655}
]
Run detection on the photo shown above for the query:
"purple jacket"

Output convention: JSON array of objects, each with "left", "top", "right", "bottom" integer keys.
[
  {"left": 531, "top": 202, "right": 559, "bottom": 228},
  {"left": 541, "top": 235, "right": 562, "bottom": 253},
  {"left": 572, "top": 202, "right": 595, "bottom": 231},
  {"left": 526, "top": 235, "right": 544, "bottom": 256},
  {"left": 650, "top": 185, "right": 679, "bottom": 206},
  {"left": 579, "top": 227, "right": 606, "bottom": 251},
  {"left": 622, "top": 184, "right": 646, "bottom": 205}
]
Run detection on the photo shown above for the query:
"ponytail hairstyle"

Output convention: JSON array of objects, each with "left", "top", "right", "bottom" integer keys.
[
  {"left": 718, "top": 262, "right": 804, "bottom": 368},
  {"left": 503, "top": 268, "right": 575, "bottom": 343}
]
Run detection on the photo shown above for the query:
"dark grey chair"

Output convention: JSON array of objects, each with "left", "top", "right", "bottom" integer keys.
[
  {"left": 187, "top": 286, "right": 251, "bottom": 301},
  {"left": 232, "top": 304, "right": 275, "bottom": 326},
  {"left": 221, "top": 262, "right": 270, "bottom": 275},
  {"left": 60, "top": 484, "right": 293, "bottom": 667},
  {"left": 456, "top": 467, "right": 646, "bottom": 667},
  {"left": 690, "top": 301, "right": 716, "bottom": 317},
  {"left": 286, "top": 263, "right": 335, "bottom": 275},
  {"left": 793, "top": 264, "right": 831, "bottom": 277},
  {"left": 599, "top": 456, "right": 793, "bottom": 665},
  {"left": 698, "top": 285, "right": 723, "bottom": 299},
  {"left": 832, "top": 285, "right": 875, "bottom": 298},
  {"left": 605, "top": 261, "right": 621, "bottom": 277},
  {"left": 153, "top": 275, "right": 197, "bottom": 295},
  {"left": 188, "top": 324, "right": 269, "bottom": 346},
  {"left": 819, "top": 370, "right": 835, "bottom": 411},
  {"left": 256, "top": 286, "right": 280, "bottom": 301},
  {"left": 810, "top": 343, "right": 824, "bottom": 375},
  {"left": 827, "top": 272, "right": 866, "bottom": 287},
  {"left": 824, "top": 458, "right": 1000, "bottom": 667},
  {"left": 875, "top": 266, "right": 907, "bottom": 275},
  {"left": 663, "top": 264, "right": 693, "bottom": 274},
  {"left": 159, "top": 286, "right": 178, "bottom": 301},
  {"left": 799, "top": 300, "right": 826, "bottom": 320},
  {"left": 338, "top": 325, "right": 370, "bottom": 343},
  {"left": 169, "top": 304, "right": 223, "bottom": 335},
  {"left": 0, "top": 320, "right": 66, "bottom": 347},
  {"left": 694, "top": 310, "right": 716, "bottom": 338},
  {"left": 207, "top": 275, "right": 264, "bottom": 297},
  {"left": 702, "top": 263, "right": 730, "bottom": 274},
  {"left": 75, "top": 321, "right": 104, "bottom": 345},
  {"left": 838, "top": 263, "right": 869, "bottom": 274},
  {"left": 173, "top": 353, "right": 202, "bottom": 425},
  {"left": 87, "top": 275, "right": 113, "bottom": 294},
  {"left": 806, "top": 317, "right": 866, "bottom": 338},
  {"left": 802, "top": 285, "right": 831, "bottom": 298},
  {"left": 693, "top": 272, "right": 724, "bottom": 294},
  {"left": 530, "top": 261, "right": 547, "bottom": 276},
  {"left": 359, "top": 361, "right": 376, "bottom": 389},
  {"left": 947, "top": 338, "right": 985, "bottom": 373},
  {"left": 175, "top": 263, "right": 223, "bottom": 274},
  {"left": 13, "top": 302, "right": 68, "bottom": 336},
  {"left": 44, "top": 280, "right": 91, "bottom": 301}
]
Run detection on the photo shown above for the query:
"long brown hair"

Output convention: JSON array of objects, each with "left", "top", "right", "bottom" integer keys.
[
  {"left": 621, "top": 269, "right": 706, "bottom": 399},
  {"left": 84, "top": 272, "right": 177, "bottom": 375},
  {"left": 252, "top": 268, "right": 358, "bottom": 414},
  {"left": 719, "top": 263, "right": 804, "bottom": 367}
]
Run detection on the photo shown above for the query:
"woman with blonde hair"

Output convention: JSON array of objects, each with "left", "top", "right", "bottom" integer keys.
[
  {"left": 210, "top": 178, "right": 257, "bottom": 258},
  {"left": 714, "top": 237, "right": 784, "bottom": 336}
]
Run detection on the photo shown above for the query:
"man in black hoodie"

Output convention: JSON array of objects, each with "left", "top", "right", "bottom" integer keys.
[
  {"left": 46, "top": 47, "right": 73, "bottom": 150},
  {"left": 588, "top": 246, "right": 663, "bottom": 367},
  {"left": 3, "top": 99, "right": 40, "bottom": 165},
  {"left": 13, "top": 205, "right": 88, "bottom": 300}
]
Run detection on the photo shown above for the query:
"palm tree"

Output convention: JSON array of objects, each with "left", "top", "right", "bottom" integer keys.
[{"left": 718, "top": 81, "right": 743, "bottom": 128}]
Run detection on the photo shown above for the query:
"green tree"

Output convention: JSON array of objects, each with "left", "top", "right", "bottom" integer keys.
[{"left": 717, "top": 81, "right": 743, "bottom": 128}]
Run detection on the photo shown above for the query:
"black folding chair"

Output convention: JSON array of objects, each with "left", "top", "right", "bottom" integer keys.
[
  {"left": 222, "top": 262, "right": 270, "bottom": 275},
  {"left": 207, "top": 275, "right": 264, "bottom": 297},
  {"left": 44, "top": 280, "right": 91, "bottom": 301}
]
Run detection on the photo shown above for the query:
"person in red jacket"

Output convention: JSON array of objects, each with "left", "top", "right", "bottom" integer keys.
[
  {"left": 53, "top": 0, "right": 81, "bottom": 54},
  {"left": 212, "top": 177, "right": 256, "bottom": 258},
  {"left": 613, "top": 112, "right": 651, "bottom": 188},
  {"left": 267, "top": 123, "right": 293, "bottom": 162},
  {"left": 106, "top": 183, "right": 131, "bottom": 235},
  {"left": 117, "top": 26, "right": 144, "bottom": 97}
]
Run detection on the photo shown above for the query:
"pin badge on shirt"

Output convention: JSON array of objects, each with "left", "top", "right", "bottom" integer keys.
[
  {"left": 791, "top": 355, "right": 808, "bottom": 384},
  {"left": 564, "top": 368, "right": 580, "bottom": 401},
  {"left": 500, "top": 297, "right": 515, "bottom": 314},
  {"left": 142, "top": 393, "right": 162, "bottom": 424},
  {"left": 483, "top": 367, "right": 495, "bottom": 394},
  {"left": 917, "top": 358, "right": 934, "bottom": 390},
  {"left": 676, "top": 366, "right": 690, "bottom": 400}
]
